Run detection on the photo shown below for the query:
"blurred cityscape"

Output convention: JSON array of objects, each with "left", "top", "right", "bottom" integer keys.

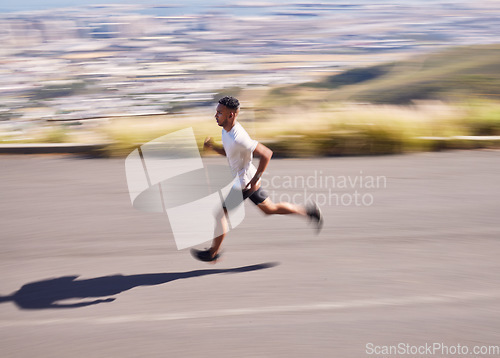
[{"left": 1, "top": 1, "right": 499, "bottom": 125}]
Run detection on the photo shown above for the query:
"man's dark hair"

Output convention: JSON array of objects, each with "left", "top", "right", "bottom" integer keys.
[{"left": 218, "top": 96, "right": 240, "bottom": 110}]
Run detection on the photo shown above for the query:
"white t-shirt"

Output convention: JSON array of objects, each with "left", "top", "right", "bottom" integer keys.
[{"left": 221, "top": 122, "right": 258, "bottom": 187}]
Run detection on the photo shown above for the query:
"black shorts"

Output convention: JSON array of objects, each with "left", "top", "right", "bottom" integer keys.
[
  {"left": 243, "top": 187, "right": 269, "bottom": 205},
  {"left": 223, "top": 186, "right": 269, "bottom": 211}
]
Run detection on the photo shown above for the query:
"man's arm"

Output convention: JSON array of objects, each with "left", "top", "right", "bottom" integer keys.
[
  {"left": 204, "top": 137, "right": 226, "bottom": 156},
  {"left": 246, "top": 142, "right": 273, "bottom": 192}
]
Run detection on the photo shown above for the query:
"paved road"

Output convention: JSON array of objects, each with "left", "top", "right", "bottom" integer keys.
[{"left": 1, "top": 151, "right": 500, "bottom": 357}]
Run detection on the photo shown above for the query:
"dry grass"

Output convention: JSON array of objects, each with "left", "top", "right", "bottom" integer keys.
[{"left": 1, "top": 101, "right": 499, "bottom": 156}]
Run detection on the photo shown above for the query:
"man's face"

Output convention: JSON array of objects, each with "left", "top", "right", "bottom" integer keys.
[{"left": 214, "top": 103, "right": 234, "bottom": 127}]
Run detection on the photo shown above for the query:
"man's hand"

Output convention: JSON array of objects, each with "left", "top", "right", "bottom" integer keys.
[
  {"left": 244, "top": 176, "right": 259, "bottom": 194},
  {"left": 204, "top": 137, "right": 214, "bottom": 150},
  {"left": 203, "top": 137, "right": 226, "bottom": 156},
  {"left": 244, "top": 143, "right": 272, "bottom": 194}
]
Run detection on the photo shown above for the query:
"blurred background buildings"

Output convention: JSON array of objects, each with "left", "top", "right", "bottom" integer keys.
[
  {"left": 0, "top": 1, "right": 499, "bottom": 154},
  {"left": 1, "top": 1, "right": 499, "bottom": 119}
]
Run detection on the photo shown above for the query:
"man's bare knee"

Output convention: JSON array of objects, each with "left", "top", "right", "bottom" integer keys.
[
  {"left": 278, "top": 202, "right": 293, "bottom": 212},
  {"left": 258, "top": 202, "right": 277, "bottom": 215},
  {"left": 256, "top": 198, "right": 302, "bottom": 216}
]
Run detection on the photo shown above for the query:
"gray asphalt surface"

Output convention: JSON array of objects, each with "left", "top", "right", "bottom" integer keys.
[{"left": 1, "top": 151, "right": 500, "bottom": 358}]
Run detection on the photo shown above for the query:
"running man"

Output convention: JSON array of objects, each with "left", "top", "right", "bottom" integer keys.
[{"left": 191, "top": 96, "right": 323, "bottom": 262}]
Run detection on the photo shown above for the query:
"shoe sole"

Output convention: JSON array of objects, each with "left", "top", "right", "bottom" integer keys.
[{"left": 190, "top": 248, "right": 222, "bottom": 263}]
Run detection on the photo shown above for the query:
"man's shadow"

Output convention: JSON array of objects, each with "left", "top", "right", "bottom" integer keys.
[{"left": 0, "top": 262, "right": 279, "bottom": 310}]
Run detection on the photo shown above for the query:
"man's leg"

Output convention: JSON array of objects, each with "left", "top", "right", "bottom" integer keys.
[
  {"left": 253, "top": 189, "right": 323, "bottom": 232},
  {"left": 191, "top": 208, "right": 227, "bottom": 262},
  {"left": 257, "top": 198, "right": 307, "bottom": 216},
  {"left": 210, "top": 208, "right": 228, "bottom": 258}
]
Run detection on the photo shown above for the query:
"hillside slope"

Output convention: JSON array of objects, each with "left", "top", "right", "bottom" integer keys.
[{"left": 270, "top": 45, "right": 500, "bottom": 105}]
